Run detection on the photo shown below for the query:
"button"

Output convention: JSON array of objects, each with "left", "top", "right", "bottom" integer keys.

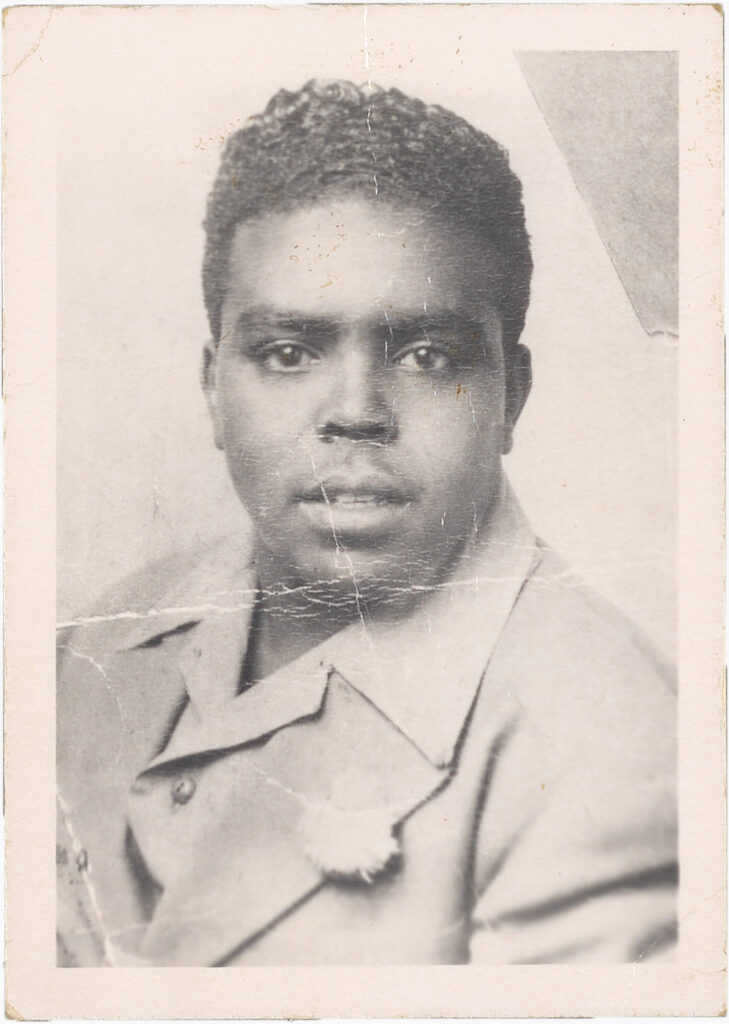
[
  {"left": 76, "top": 848, "right": 88, "bottom": 872},
  {"left": 171, "top": 775, "right": 196, "bottom": 806}
]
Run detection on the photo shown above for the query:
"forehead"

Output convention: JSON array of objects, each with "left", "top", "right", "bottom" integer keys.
[{"left": 221, "top": 198, "right": 503, "bottom": 325}]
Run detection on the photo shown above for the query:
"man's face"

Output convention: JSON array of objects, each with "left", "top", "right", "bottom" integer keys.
[{"left": 204, "top": 197, "right": 529, "bottom": 608}]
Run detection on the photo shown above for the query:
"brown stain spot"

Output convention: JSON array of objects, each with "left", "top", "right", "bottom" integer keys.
[{"left": 6, "top": 1001, "right": 25, "bottom": 1021}]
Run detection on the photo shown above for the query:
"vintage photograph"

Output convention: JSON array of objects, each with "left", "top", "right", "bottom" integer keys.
[
  {"left": 4, "top": 3, "right": 724, "bottom": 1016},
  {"left": 56, "top": 56, "right": 678, "bottom": 968}
]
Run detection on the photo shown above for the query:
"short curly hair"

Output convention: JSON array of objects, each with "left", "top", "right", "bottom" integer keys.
[{"left": 203, "top": 79, "right": 532, "bottom": 350}]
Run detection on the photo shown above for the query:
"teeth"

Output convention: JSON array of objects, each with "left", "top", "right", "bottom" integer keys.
[
  {"left": 300, "top": 492, "right": 400, "bottom": 506},
  {"left": 332, "top": 493, "right": 379, "bottom": 504}
]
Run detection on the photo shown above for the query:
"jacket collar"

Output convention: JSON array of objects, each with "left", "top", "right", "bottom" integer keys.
[
  {"left": 323, "top": 484, "right": 540, "bottom": 766},
  {"left": 123, "top": 478, "right": 541, "bottom": 773}
]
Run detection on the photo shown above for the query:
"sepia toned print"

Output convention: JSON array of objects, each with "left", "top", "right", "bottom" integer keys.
[
  {"left": 56, "top": 76, "right": 676, "bottom": 966},
  {"left": 3, "top": 4, "right": 723, "bottom": 1017}
]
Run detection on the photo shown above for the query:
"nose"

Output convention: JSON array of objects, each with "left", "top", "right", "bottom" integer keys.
[{"left": 317, "top": 336, "right": 397, "bottom": 445}]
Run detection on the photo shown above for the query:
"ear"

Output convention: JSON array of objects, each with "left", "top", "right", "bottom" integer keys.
[
  {"left": 201, "top": 341, "right": 225, "bottom": 451},
  {"left": 502, "top": 344, "right": 532, "bottom": 455}
]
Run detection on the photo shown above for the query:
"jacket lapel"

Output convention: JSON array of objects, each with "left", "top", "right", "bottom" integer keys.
[
  {"left": 135, "top": 672, "right": 448, "bottom": 966},
  {"left": 57, "top": 532, "right": 258, "bottom": 963},
  {"left": 56, "top": 628, "right": 191, "bottom": 962}
]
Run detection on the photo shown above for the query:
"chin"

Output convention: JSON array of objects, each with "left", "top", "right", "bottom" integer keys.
[
  {"left": 294, "top": 543, "right": 449, "bottom": 616},
  {"left": 305, "top": 546, "right": 399, "bottom": 588}
]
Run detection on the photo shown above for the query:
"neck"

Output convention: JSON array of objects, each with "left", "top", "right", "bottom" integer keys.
[{"left": 244, "top": 564, "right": 364, "bottom": 683}]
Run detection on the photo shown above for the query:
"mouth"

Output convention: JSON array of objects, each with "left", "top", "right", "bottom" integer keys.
[
  {"left": 299, "top": 490, "right": 407, "bottom": 506},
  {"left": 294, "top": 476, "right": 414, "bottom": 541}
]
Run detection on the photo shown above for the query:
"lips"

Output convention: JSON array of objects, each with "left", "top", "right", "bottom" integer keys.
[
  {"left": 306, "top": 493, "right": 394, "bottom": 505},
  {"left": 294, "top": 473, "right": 414, "bottom": 541},
  {"left": 295, "top": 472, "right": 413, "bottom": 506}
]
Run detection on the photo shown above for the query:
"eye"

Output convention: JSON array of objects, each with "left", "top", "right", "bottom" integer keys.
[
  {"left": 392, "top": 343, "right": 451, "bottom": 373},
  {"left": 257, "top": 340, "right": 320, "bottom": 374}
]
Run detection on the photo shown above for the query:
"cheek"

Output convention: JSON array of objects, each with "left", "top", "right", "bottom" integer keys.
[
  {"left": 215, "top": 371, "right": 325, "bottom": 511},
  {"left": 214, "top": 379, "right": 279, "bottom": 504},
  {"left": 398, "top": 378, "right": 506, "bottom": 469},
  {"left": 217, "top": 362, "right": 328, "bottom": 444}
]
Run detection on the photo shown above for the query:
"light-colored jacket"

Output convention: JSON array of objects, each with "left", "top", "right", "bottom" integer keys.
[{"left": 57, "top": 504, "right": 676, "bottom": 966}]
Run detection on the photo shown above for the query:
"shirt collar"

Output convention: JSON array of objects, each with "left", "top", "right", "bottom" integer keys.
[
  {"left": 123, "top": 478, "right": 541, "bottom": 770},
  {"left": 114, "top": 529, "right": 257, "bottom": 654}
]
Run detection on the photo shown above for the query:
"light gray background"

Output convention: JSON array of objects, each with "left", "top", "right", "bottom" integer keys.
[{"left": 56, "top": 17, "right": 676, "bottom": 658}]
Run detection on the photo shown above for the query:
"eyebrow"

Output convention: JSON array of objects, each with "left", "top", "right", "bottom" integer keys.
[
  {"left": 233, "top": 308, "right": 486, "bottom": 335},
  {"left": 233, "top": 310, "right": 335, "bottom": 335},
  {"left": 381, "top": 313, "right": 486, "bottom": 336}
]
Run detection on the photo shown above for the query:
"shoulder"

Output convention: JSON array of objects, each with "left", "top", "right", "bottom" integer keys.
[
  {"left": 477, "top": 540, "right": 676, "bottom": 855},
  {"left": 57, "top": 531, "right": 253, "bottom": 663},
  {"left": 491, "top": 543, "right": 675, "bottom": 742},
  {"left": 469, "top": 545, "right": 676, "bottom": 959},
  {"left": 56, "top": 530, "right": 253, "bottom": 795}
]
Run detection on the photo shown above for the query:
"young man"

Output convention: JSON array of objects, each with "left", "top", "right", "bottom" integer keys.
[{"left": 57, "top": 80, "right": 677, "bottom": 966}]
